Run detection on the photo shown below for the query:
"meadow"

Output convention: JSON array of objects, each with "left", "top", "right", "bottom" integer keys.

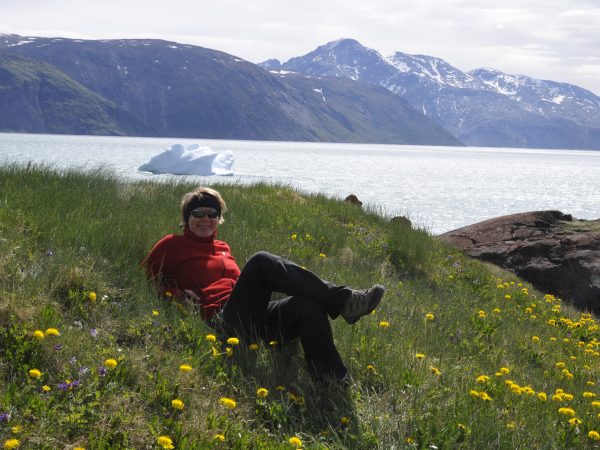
[{"left": 1, "top": 164, "right": 600, "bottom": 449}]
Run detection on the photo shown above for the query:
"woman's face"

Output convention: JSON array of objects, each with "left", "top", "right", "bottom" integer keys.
[{"left": 187, "top": 207, "right": 219, "bottom": 239}]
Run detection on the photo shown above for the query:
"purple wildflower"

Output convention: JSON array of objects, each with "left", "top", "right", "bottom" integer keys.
[
  {"left": 58, "top": 382, "right": 69, "bottom": 391},
  {"left": 78, "top": 366, "right": 89, "bottom": 375},
  {"left": 69, "top": 356, "right": 77, "bottom": 365},
  {"left": 90, "top": 328, "right": 98, "bottom": 338},
  {"left": 54, "top": 344, "right": 63, "bottom": 351},
  {"left": 98, "top": 365, "right": 107, "bottom": 377},
  {"left": 0, "top": 412, "right": 10, "bottom": 422},
  {"left": 45, "top": 249, "right": 54, "bottom": 257}
]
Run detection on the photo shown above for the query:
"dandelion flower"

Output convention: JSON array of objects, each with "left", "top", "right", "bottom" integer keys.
[
  {"left": 28, "top": 368, "right": 42, "bottom": 378},
  {"left": 32, "top": 330, "right": 45, "bottom": 340},
  {"left": 319, "top": 252, "right": 326, "bottom": 258},
  {"left": 248, "top": 343, "right": 259, "bottom": 351},
  {"left": 276, "top": 385, "right": 286, "bottom": 391},
  {"left": 592, "top": 401, "right": 600, "bottom": 408},
  {"left": 171, "top": 399, "right": 184, "bottom": 410},
  {"left": 288, "top": 436, "right": 303, "bottom": 448},
  {"left": 152, "top": 310, "right": 160, "bottom": 316},
  {"left": 269, "top": 340, "right": 278, "bottom": 347},
  {"left": 538, "top": 392, "right": 547, "bottom": 401},
  {"left": 257, "top": 388, "right": 269, "bottom": 398},
  {"left": 379, "top": 321, "right": 390, "bottom": 329},
  {"left": 469, "top": 390, "right": 480, "bottom": 398},
  {"left": 89, "top": 292, "right": 97, "bottom": 302},
  {"left": 569, "top": 417, "right": 582, "bottom": 426},
  {"left": 291, "top": 234, "right": 297, "bottom": 240},
  {"left": 42, "top": 385, "right": 51, "bottom": 392},
  {"left": 506, "top": 421, "right": 516, "bottom": 430},
  {"left": 164, "top": 290, "right": 173, "bottom": 298},
  {"left": 214, "top": 434, "right": 225, "bottom": 442},
  {"left": 366, "top": 364, "right": 377, "bottom": 374},
  {"left": 104, "top": 358, "right": 117, "bottom": 369},
  {"left": 45, "top": 328, "right": 60, "bottom": 336},
  {"left": 558, "top": 407, "right": 576, "bottom": 417},
  {"left": 532, "top": 336, "right": 540, "bottom": 342},
  {"left": 341, "top": 416, "right": 350, "bottom": 425},
  {"left": 425, "top": 313, "right": 435, "bottom": 321},
  {"left": 430, "top": 366, "right": 441, "bottom": 376},
  {"left": 157, "top": 435, "right": 174, "bottom": 449},
  {"left": 555, "top": 362, "right": 566, "bottom": 369},
  {"left": 205, "top": 334, "right": 217, "bottom": 343},
  {"left": 179, "top": 364, "right": 192, "bottom": 372},
  {"left": 225, "top": 347, "right": 233, "bottom": 357},
  {"left": 589, "top": 431, "right": 600, "bottom": 441},
  {"left": 500, "top": 367, "right": 510, "bottom": 374},
  {"left": 583, "top": 392, "right": 596, "bottom": 398},
  {"left": 476, "top": 375, "right": 490, "bottom": 384},
  {"left": 226, "top": 337, "right": 240, "bottom": 346},
  {"left": 480, "top": 392, "right": 492, "bottom": 401},
  {"left": 10, "top": 426, "right": 20, "bottom": 434},
  {"left": 493, "top": 308, "right": 501, "bottom": 314},
  {"left": 3, "top": 439, "right": 20, "bottom": 449},
  {"left": 219, "top": 397, "right": 237, "bottom": 410},
  {"left": 415, "top": 353, "right": 425, "bottom": 360},
  {"left": 478, "top": 310, "right": 486, "bottom": 318}
]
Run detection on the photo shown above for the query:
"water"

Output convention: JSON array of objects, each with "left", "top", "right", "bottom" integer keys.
[{"left": 1, "top": 132, "right": 599, "bottom": 234}]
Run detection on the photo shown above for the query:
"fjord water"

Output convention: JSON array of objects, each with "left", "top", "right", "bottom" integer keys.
[{"left": 1, "top": 132, "right": 599, "bottom": 234}]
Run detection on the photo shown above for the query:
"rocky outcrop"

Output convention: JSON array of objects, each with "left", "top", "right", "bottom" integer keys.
[{"left": 440, "top": 211, "right": 600, "bottom": 313}]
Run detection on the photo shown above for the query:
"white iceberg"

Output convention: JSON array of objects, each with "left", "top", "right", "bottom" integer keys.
[{"left": 138, "top": 143, "right": 234, "bottom": 176}]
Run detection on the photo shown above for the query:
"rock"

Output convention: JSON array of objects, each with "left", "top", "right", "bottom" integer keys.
[
  {"left": 344, "top": 194, "right": 363, "bottom": 206},
  {"left": 391, "top": 216, "right": 412, "bottom": 228},
  {"left": 440, "top": 211, "right": 600, "bottom": 313}
]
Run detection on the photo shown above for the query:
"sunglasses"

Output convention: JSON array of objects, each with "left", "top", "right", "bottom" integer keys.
[{"left": 190, "top": 208, "right": 220, "bottom": 219}]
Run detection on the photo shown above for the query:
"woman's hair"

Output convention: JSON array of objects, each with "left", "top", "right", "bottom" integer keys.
[{"left": 180, "top": 187, "right": 227, "bottom": 226}]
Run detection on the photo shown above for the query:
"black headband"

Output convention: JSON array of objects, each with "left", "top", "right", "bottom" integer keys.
[{"left": 184, "top": 194, "right": 221, "bottom": 222}]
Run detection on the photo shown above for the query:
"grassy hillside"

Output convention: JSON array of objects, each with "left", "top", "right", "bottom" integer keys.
[{"left": 1, "top": 165, "right": 599, "bottom": 449}]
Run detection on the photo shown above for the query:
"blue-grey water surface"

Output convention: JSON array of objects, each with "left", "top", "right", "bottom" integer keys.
[{"left": 1, "top": 133, "right": 599, "bottom": 234}]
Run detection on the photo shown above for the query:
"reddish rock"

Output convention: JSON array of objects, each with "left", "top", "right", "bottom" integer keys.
[{"left": 440, "top": 211, "right": 600, "bottom": 313}]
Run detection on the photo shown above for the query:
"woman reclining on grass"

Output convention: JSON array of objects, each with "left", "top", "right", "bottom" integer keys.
[{"left": 142, "top": 186, "right": 385, "bottom": 383}]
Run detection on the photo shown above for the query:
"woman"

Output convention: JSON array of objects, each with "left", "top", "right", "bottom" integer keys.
[{"left": 142, "top": 187, "right": 385, "bottom": 382}]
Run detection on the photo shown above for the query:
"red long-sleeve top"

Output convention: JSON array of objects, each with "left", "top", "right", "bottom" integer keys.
[{"left": 142, "top": 227, "right": 241, "bottom": 319}]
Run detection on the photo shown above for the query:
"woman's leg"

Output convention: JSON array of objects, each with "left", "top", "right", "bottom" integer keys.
[
  {"left": 221, "top": 251, "right": 351, "bottom": 338},
  {"left": 265, "top": 296, "right": 348, "bottom": 381}
]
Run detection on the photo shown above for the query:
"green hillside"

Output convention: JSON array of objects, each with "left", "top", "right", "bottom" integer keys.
[{"left": 1, "top": 165, "right": 599, "bottom": 449}]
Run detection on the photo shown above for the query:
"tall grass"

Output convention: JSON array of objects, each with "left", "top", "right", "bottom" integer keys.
[{"left": 1, "top": 164, "right": 599, "bottom": 449}]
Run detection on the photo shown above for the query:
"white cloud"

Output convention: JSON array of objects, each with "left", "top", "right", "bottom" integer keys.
[{"left": 1, "top": 0, "right": 599, "bottom": 94}]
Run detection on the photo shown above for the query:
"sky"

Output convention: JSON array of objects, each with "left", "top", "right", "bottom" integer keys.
[{"left": 1, "top": 0, "right": 599, "bottom": 95}]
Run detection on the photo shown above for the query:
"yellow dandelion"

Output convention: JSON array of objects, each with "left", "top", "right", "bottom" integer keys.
[
  {"left": 480, "top": 392, "right": 492, "bottom": 401},
  {"left": 476, "top": 375, "right": 490, "bottom": 384},
  {"left": 589, "top": 431, "right": 600, "bottom": 441},
  {"left": 366, "top": 364, "right": 377, "bottom": 374},
  {"left": 506, "top": 421, "right": 516, "bottom": 430},
  {"left": 104, "top": 358, "right": 117, "bottom": 369},
  {"left": 405, "top": 437, "right": 415, "bottom": 444},
  {"left": 171, "top": 399, "right": 184, "bottom": 410},
  {"left": 319, "top": 252, "right": 326, "bottom": 258},
  {"left": 3, "top": 439, "right": 20, "bottom": 450},
  {"left": 276, "top": 385, "right": 286, "bottom": 391},
  {"left": 505, "top": 294, "right": 511, "bottom": 300},
  {"left": 32, "top": 330, "right": 45, "bottom": 340},
  {"left": 42, "top": 385, "right": 51, "bottom": 392},
  {"left": 555, "top": 362, "right": 566, "bottom": 369},
  {"left": 205, "top": 334, "right": 217, "bottom": 343},
  {"left": 425, "top": 313, "right": 435, "bottom": 321},
  {"left": 157, "top": 435, "right": 174, "bottom": 449},
  {"left": 288, "top": 436, "right": 303, "bottom": 448},
  {"left": 179, "top": 364, "right": 192, "bottom": 372},
  {"left": 89, "top": 292, "right": 97, "bottom": 302},
  {"left": 28, "top": 368, "right": 42, "bottom": 378},
  {"left": 379, "top": 321, "right": 390, "bottom": 329},
  {"left": 214, "top": 434, "right": 225, "bottom": 442},
  {"left": 257, "top": 388, "right": 269, "bottom": 398},
  {"left": 291, "top": 233, "right": 297, "bottom": 240},
  {"left": 584, "top": 392, "right": 597, "bottom": 398},
  {"left": 248, "top": 343, "right": 259, "bottom": 351},
  {"left": 10, "top": 426, "right": 20, "bottom": 434},
  {"left": 493, "top": 308, "right": 501, "bottom": 314},
  {"left": 469, "top": 390, "right": 480, "bottom": 398},
  {"left": 538, "top": 392, "right": 547, "bottom": 401},
  {"left": 569, "top": 418, "right": 582, "bottom": 426},
  {"left": 45, "top": 328, "right": 60, "bottom": 336},
  {"left": 225, "top": 347, "right": 233, "bottom": 357},
  {"left": 532, "top": 336, "right": 540, "bottom": 342},
  {"left": 226, "top": 337, "right": 240, "bottom": 346},
  {"left": 269, "top": 340, "right": 278, "bottom": 347},
  {"left": 152, "top": 310, "right": 160, "bottom": 316},
  {"left": 430, "top": 366, "right": 441, "bottom": 376},
  {"left": 500, "top": 367, "right": 510, "bottom": 374},
  {"left": 558, "top": 407, "right": 576, "bottom": 417},
  {"left": 341, "top": 416, "right": 350, "bottom": 425},
  {"left": 478, "top": 310, "right": 486, "bottom": 318},
  {"left": 219, "top": 397, "right": 237, "bottom": 410},
  {"left": 164, "top": 290, "right": 173, "bottom": 298},
  {"left": 74, "top": 447, "right": 86, "bottom": 450},
  {"left": 415, "top": 353, "right": 425, "bottom": 360}
]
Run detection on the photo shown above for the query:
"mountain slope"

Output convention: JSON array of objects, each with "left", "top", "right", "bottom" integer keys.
[
  {"left": 0, "top": 34, "right": 461, "bottom": 145},
  {"left": 267, "top": 39, "right": 600, "bottom": 149}
]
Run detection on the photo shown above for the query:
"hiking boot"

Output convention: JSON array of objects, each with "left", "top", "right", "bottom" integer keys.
[{"left": 341, "top": 285, "right": 385, "bottom": 324}]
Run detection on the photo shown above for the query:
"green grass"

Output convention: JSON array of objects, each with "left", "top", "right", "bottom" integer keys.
[{"left": 1, "top": 164, "right": 600, "bottom": 449}]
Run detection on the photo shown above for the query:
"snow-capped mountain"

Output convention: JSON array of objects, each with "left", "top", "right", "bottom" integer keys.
[{"left": 262, "top": 39, "right": 600, "bottom": 149}]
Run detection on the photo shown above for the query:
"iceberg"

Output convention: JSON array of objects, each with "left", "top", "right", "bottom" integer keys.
[{"left": 138, "top": 143, "right": 234, "bottom": 176}]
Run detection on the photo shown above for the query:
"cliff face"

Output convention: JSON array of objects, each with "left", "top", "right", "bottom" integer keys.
[{"left": 440, "top": 211, "right": 600, "bottom": 313}]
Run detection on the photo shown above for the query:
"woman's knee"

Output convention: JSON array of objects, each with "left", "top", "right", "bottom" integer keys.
[{"left": 246, "top": 251, "right": 277, "bottom": 268}]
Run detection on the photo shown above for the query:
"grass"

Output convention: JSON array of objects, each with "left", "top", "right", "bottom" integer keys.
[{"left": 1, "top": 163, "right": 600, "bottom": 449}]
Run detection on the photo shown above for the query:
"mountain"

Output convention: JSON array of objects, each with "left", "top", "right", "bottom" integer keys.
[
  {"left": 265, "top": 39, "right": 600, "bottom": 150},
  {"left": 0, "top": 34, "right": 461, "bottom": 146}
]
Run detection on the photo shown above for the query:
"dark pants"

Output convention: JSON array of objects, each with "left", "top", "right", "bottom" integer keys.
[{"left": 220, "top": 251, "right": 351, "bottom": 380}]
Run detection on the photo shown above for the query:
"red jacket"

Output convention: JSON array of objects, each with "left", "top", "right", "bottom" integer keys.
[{"left": 142, "top": 227, "right": 241, "bottom": 319}]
